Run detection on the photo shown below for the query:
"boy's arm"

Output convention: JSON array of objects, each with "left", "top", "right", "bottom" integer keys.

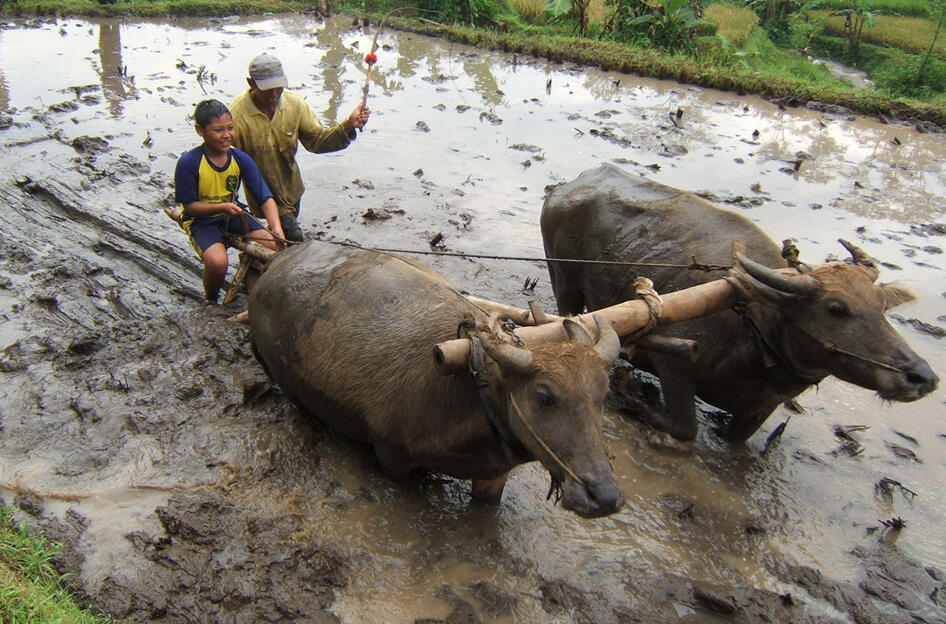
[{"left": 182, "top": 201, "right": 243, "bottom": 218}]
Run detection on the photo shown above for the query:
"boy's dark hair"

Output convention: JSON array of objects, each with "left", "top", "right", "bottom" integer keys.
[{"left": 194, "top": 99, "right": 231, "bottom": 128}]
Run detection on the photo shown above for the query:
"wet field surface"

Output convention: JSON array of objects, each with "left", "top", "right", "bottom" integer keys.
[{"left": 0, "top": 12, "right": 945, "bottom": 623}]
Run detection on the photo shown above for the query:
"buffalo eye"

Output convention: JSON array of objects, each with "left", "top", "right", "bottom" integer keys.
[
  {"left": 536, "top": 389, "right": 555, "bottom": 408},
  {"left": 826, "top": 299, "right": 850, "bottom": 318}
]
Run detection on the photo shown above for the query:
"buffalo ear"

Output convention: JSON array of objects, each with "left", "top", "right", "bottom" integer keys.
[{"left": 880, "top": 283, "right": 916, "bottom": 310}]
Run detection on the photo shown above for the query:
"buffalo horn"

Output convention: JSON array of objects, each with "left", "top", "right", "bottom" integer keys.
[
  {"left": 736, "top": 253, "right": 818, "bottom": 296},
  {"left": 591, "top": 314, "right": 621, "bottom": 364},
  {"left": 563, "top": 317, "right": 594, "bottom": 345},
  {"left": 478, "top": 332, "right": 532, "bottom": 375},
  {"left": 839, "top": 238, "right": 879, "bottom": 281}
]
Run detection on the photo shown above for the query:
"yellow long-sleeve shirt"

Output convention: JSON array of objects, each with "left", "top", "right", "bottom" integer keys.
[{"left": 230, "top": 89, "right": 354, "bottom": 216}]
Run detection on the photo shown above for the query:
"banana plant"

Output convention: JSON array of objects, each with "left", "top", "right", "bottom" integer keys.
[{"left": 625, "top": 0, "right": 712, "bottom": 52}]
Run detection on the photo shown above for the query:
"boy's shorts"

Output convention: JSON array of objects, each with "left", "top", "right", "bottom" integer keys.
[{"left": 186, "top": 212, "right": 266, "bottom": 256}]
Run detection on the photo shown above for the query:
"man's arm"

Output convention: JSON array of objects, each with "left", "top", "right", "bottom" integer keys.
[
  {"left": 232, "top": 149, "right": 286, "bottom": 244},
  {"left": 258, "top": 197, "right": 286, "bottom": 246},
  {"left": 295, "top": 94, "right": 358, "bottom": 154}
]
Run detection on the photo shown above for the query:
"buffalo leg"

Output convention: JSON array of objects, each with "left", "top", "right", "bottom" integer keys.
[
  {"left": 471, "top": 473, "right": 509, "bottom": 503},
  {"left": 547, "top": 261, "right": 584, "bottom": 316},
  {"left": 374, "top": 441, "right": 412, "bottom": 482},
  {"left": 652, "top": 360, "right": 699, "bottom": 441},
  {"left": 721, "top": 410, "right": 770, "bottom": 442}
]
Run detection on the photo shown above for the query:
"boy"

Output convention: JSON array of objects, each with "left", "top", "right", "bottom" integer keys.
[{"left": 174, "top": 99, "right": 285, "bottom": 302}]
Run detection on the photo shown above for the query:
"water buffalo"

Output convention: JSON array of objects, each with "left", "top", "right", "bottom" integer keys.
[
  {"left": 541, "top": 164, "right": 938, "bottom": 442},
  {"left": 248, "top": 240, "right": 625, "bottom": 517}
]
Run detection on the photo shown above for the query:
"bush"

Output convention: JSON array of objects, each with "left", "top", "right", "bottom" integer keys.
[{"left": 872, "top": 53, "right": 946, "bottom": 98}]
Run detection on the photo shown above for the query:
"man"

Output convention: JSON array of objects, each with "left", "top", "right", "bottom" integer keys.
[{"left": 230, "top": 53, "right": 370, "bottom": 242}]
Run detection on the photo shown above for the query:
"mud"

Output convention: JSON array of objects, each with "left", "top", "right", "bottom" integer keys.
[{"left": 1, "top": 12, "right": 945, "bottom": 624}]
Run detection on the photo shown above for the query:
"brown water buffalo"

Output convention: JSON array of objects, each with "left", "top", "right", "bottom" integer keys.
[
  {"left": 541, "top": 164, "right": 938, "bottom": 442},
  {"left": 248, "top": 240, "right": 625, "bottom": 517}
]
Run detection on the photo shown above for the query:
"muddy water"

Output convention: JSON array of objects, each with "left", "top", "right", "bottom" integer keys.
[{"left": 1, "top": 12, "right": 945, "bottom": 624}]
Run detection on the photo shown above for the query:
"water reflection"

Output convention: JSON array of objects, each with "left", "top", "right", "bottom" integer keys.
[
  {"left": 96, "top": 21, "right": 131, "bottom": 118},
  {"left": 311, "top": 16, "right": 353, "bottom": 125},
  {"left": 0, "top": 70, "right": 8, "bottom": 112},
  {"left": 461, "top": 54, "right": 504, "bottom": 107}
]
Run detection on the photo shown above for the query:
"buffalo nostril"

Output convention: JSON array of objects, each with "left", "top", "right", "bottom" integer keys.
[
  {"left": 906, "top": 367, "right": 938, "bottom": 389},
  {"left": 588, "top": 483, "right": 625, "bottom": 515}
]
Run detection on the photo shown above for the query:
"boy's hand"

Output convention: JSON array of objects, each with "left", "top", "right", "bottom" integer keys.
[{"left": 220, "top": 202, "right": 243, "bottom": 216}]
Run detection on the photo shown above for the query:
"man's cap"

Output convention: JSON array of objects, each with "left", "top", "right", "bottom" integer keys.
[{"left": 248, "top": 53, "right": 289, "bottom": 91}]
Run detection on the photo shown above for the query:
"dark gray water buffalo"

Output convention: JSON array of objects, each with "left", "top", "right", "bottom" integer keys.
[
  {"left": 248, "top": 240, "right": 625, "bottom": 517},
  {"left": 541, "top": 164, "right": 938, "bottom": 442}
]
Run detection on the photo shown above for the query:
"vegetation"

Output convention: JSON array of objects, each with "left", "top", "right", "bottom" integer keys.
[
  {"left": 814, "top": 10, "right": 946, "bottom": 56},
  {"left": 0, "top": 505, "right": 111, "bottom": 624},
  {"left": 705, "top": 2, "right": 759, "bottom": 47}
]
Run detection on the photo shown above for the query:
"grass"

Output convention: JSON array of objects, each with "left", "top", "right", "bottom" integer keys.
[
  {"left": 0, "top": 505, "right": 110, "bottom": 624},
  {"left": 705, "top": 2, "right": 760, "bottom": 47},
  {"left": 508, "top": 0, "right": 546, "bottom": 24},
  {"left": 812, "top": 10, "right": 946, "bottom": 56},
  {"left": 817, "top": 0, "right": 934, "bottom": 19}
]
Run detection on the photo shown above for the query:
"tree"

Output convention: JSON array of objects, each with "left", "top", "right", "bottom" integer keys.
[
  {"left": 917, "top": 0, "right": 946, "bottom": 87},
  {"left": 833, "top": 0, "right": 876, "bottom": 65}
]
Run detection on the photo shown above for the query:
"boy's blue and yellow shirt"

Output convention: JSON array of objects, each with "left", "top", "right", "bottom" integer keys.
[{"left": 173, "top": 146, "right": 273, "bottom": 232}]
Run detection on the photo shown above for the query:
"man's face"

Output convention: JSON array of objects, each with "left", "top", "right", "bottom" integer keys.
[
  {"left": 196, "top": 113, "right": 234, "bottom": 153},
  {"left": 249, "top": 79, "right": 284, "bottom": 112}
]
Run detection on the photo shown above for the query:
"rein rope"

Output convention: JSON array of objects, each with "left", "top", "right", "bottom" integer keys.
[{"left": 231, "top": 211, "right": 729, "bottom": 272}]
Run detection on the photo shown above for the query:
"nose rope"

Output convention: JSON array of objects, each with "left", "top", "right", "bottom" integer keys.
[
  {"left": 781, "top": 313, "right": 913, "bottom": 375},
  {"left": 508, "top": 393, "right": 585, "bottom": 487},
  {"left": 736, "top": 302, "right": 913, "bottom": 378},
  {"left": 812, "top": 334, "right": 911, "bottom": 375}
]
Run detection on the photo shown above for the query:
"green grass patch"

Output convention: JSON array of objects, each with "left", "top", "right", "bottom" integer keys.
[
  {"left": 812, "top": 10, "right": 946, "bottom": 57},
  {"left": 0, "top": 505, "right": 111, "bottom": 624},
  {"left": 705, "top": 2, "right": 759, "bottom": 47},
  {"left": 817, "top": 0, "right": 933, "bottom": 19}
]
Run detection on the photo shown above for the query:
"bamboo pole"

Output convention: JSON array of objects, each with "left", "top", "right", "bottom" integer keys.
[{"left": 433, "top": 277, "right": 740, "bottom": 374}]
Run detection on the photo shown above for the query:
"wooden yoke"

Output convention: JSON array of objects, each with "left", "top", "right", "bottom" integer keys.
[{"left": 433, "top": 277, "right": 741, "bottom": 374}]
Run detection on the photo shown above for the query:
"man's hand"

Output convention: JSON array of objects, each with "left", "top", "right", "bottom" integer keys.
[
  {"left": 271, "top": 224, "right": 287, "bottom": 250},
  {"left": 345, "top": 104, "right": 371, "bottom": 132}
]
